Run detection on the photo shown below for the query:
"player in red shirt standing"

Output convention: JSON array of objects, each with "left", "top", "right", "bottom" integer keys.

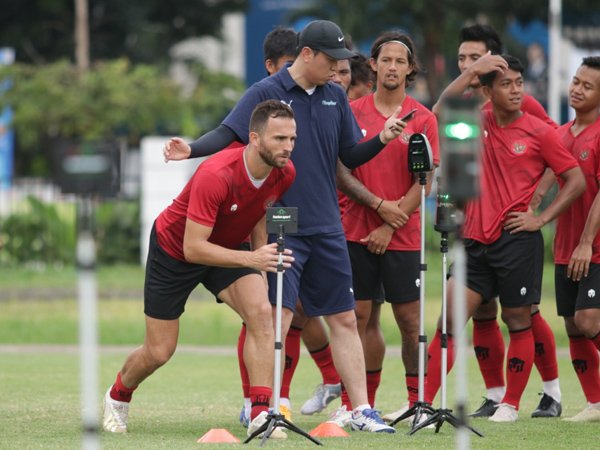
[
  {"left": 102, "top": 100, "right": 296, "bottom": 436},
  {"left": 554, "top": 57, "right": 600, "bottom": 422},
  {"left": 425, "top": 55, "right": 584, "bottom": 422},
  {"left": 429, "top": 24, "right": 564, "bottom": 420},
  {"left": 337, "top": 32, "right": 440, "bottom": 422}
]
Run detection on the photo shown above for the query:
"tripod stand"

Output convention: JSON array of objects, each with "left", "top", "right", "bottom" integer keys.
[
  {"left": 408, "top": 229, "right": 482, "bottom": 436},
  {"left": 244, "top": 221, "right": 321, "bottom": 446},
  {"left": 390, "top": 172, "right": 435, "bottom": 431}
]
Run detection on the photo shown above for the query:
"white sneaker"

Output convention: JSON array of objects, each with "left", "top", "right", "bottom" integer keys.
[
  {"left": 382, "top": 403, "right": 409, "bottom": 423},
  {"left": 326, "top": 405, "right": 352, "bottom": 428},
  {"left": 564, "top": 404, "right": 600, "bottom": 422},
  {"left": 350, "top": 408, "right": 396, "bottom": 433},
  {"left": 409, "top": 411, "right": 435, "bottom": 429},
  {"left": 300, "top": 383, "right": 342, "bottom": 415},
  {"left": 103, "top": 388, "right": 129, "bottom": 433},
  {"left": 489, "top": 403, "right": 518, "bottom": 423},
  {"left": 247, "top": 411, "right": 287, "bottom": 439}
]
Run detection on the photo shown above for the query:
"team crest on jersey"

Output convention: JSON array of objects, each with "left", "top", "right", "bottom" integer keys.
[
  {"left": 512, "top": 142, "right": 527, "bottom": 154},
  {"left": 580, "top": 149, "right": 590, "bottom": 161},
  {"left": 265, "top": 198, "right": 275, "bottom": 208},
  {"left": 230, "top": 204, "right": 238, "bottom": 212},
  {"left": 400, "top": 131, "right": 412, "bottom": 144}
]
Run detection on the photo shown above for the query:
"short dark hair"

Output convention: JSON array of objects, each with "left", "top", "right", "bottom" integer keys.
[
  {"left": 582, "top": 56, "right": 600, "bottom": 70},
  {"left": 249, "top": 100, "right": 295, "bottom": 135},
  {"left": 459, "top": 24, "right": 503, "bottom": 55},
  {"left": 263, "top": 27, "right": 298, "bottom": 64},
  {"left": 479, "top": 54, "right": 524, "bottom": 87},
  {"left": 350, "top": 54, "right": 374, "bottom": 87},
  {"left": 370, "top": 31, "right": 420, "bottom": 86}
]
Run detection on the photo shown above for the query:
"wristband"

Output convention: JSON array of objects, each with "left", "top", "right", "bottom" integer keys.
[{"left": 375, "top": 199, "right": 384, "bottom": 212}]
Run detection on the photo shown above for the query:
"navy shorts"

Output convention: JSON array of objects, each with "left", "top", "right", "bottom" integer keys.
[
  {"left": 347, "top": 242, "right": 419, "bottom": 303},
  {"left": 463, "top": 230, "right": 544, "bottom": 307},
  {"left": 555, "top": 263, "right": 600, "bottom": 317},
  {"left": 144, "top": 224, "right": 260, "bottom": 320},
  {"left": 267, "top": 232, "right": 355, "bottom": 317}
]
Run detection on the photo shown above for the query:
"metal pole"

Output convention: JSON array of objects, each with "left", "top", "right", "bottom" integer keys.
[
  {"left": 548, "top": 0, "right": 563, "bottom": 123},
  {"left": 77, "top": 196, "right": 100, "bottom": 450},
  {"left": 453, "top": 236, "right": 469, "bottom": 450}
]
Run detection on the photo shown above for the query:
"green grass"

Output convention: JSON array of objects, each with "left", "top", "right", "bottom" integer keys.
[
  {"left": 0, "top": 349, "right": 595, "bottom": 449},
  {"left": 0, "top": 258, "right": 570, "bottom": 347}
]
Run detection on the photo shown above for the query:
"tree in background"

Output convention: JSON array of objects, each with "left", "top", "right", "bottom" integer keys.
[{"left": 0, "top": 0, "right": 247, "bottom": 65}]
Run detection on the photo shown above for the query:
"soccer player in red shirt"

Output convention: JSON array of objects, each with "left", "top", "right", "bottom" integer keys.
[
  {"left": 554, "top": 57, "right": 600, "bottom": 422},
  {"left": 425, "top": 55, "right": 584, "bottom": 423},
  {"left": 102, "top": 100, "right": 296, "bottom": 435},
  {"left": 430, "top": 24, "right": 563, "bottom": 419},
  {"left": 337, "top": 31, "right": 440, "bottom": 422}
]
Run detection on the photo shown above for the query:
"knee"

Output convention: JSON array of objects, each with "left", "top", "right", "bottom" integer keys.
[
  {"left": 146, "top": 344, "right": 176, "bottom": 368},
  {"left": 500, "top": 308, "right": 531, "bottom": 330},
  {"left": 244, "top": 302, "right": 273, "bottom": 330},
  {"left": 574, "top": 310, "right": 600, "bottom": 337}
]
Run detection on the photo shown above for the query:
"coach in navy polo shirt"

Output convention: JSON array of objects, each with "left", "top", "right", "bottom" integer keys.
[{"left": 163, "top": 20, "right": 409, "bottom": 432}]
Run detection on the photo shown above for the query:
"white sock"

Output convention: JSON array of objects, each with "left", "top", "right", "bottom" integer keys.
[
  {"left": 543, "top": 379, "right": 561, "bottom": 402},
  {"left": 352, "top": 404, "right": 371, "bottom": 417},
  {"left": 486, "top": 386, "right": 506, "bottom": 403},
  {"left": 589, "top": 401, "right": 600, "bottom": 409},
  {"left": 280, "top": 397, "right": 291, "bottom": 408},
  {"left": 244, "top": 397, "right": 251, "bottom": 416}
]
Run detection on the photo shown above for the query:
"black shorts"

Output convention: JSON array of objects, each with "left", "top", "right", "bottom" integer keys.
[
  {"left": 144, "top": 224, "right": 260, "bottom": 320},
  {"left": 555, "top": 263, "right": 600, "bottom": 317},
  {"left": 463, "top": 230, "right": 543, "bottom": 307},
  {"left": 347, "top": 241, "right": 419, "bottom": 304}
]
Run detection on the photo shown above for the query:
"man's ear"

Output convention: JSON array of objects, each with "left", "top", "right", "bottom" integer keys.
[
  {"left": 249, "top": 131, "right": 260, "bottom": 147},
  {"left": 264, "top": 59, "right": 275, "bottom": 75}
]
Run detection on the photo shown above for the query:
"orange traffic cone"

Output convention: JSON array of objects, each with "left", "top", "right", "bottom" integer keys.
[
  {"left": 309, "top": 422, "right": 350, "bottom": 437},
  {"left": 197, "top": 428, "right": 240, "bottom": 443}
]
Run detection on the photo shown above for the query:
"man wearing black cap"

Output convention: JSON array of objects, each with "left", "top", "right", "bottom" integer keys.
[{"left": 163, "top": 20, "right": 406, "bottom": 434}]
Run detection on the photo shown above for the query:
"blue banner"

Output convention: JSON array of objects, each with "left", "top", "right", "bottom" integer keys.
[{"left": 0, "top": 47, "right": 15, "bottom": 190}]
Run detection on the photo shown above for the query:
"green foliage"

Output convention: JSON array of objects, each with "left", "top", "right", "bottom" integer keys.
[
  {"left": 0, "top": 59, "right": 244, "bottom": 176},
  {"left": 0, "top": 0, "right": 248, "bottom": 64},
  {"left": 95, "top": 200, "right": 141, "bottom": 265},
  {"left": 0, "top": 196, "right": 75, "bottom": 267}
]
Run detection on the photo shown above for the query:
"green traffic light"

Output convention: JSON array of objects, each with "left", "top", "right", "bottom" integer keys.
[{"left": 444, "top": 122, "right": 480, "bottom": 140}]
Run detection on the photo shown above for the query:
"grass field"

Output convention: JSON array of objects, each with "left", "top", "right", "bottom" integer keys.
[{"left": 0, "top": 262, "right": 597, "bottom": 448}]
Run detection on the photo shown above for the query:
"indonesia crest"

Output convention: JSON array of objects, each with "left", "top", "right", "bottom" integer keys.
[
  {"left": 401, "top": 132, "right": 411, "bottom": 144},
  {"left": 580, "top": 149, "right": 589, "bottom": 161},
  {"left": 512, "top": 141, "right": 527, "bottom": 154}
]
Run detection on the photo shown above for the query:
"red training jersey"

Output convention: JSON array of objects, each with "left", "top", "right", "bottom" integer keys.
[
  {"left": 463, "top": 110, "right": 578, "bottom": 245},
  {"left": 554, "top": 117, "right": 600, "bottom": 264},
  {"left": 155, "top": 146, "right": 296, "bottom": 261},
  {"left": 342, "top": 95, "right": 440, "bottom": 250}
]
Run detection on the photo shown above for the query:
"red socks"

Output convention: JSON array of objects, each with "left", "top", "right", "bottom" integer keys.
[
  {"left": 473, "top": 318, "right": 505, "bottom": 389},
  {"left": 569, "top": 335, "right": 600, "bottom": 403},
  {"left": 502, "top": 328, "right": 534, "bottom": 409},
  {"left": 250, "top": 386, "right": 272, "bottom": 420},
  {"left": 406, "top": 374, "right": 419, "bottom": 407},
  {"left": 592, "top": 331, "right": 600, "bottom": 352},
  {"left": 280, "top": 326, "right": 302, "bottom": 399},
  {"left": 340, "top": 382, "right": 352, "bottom": 409},
  {"left": 531, "top": 311, "right": 559, "bottom": 382},
  {"left": 424, "top": 329, "right": 454, "bottom": 404},
  {"left": 309, "top": 344, "right": 341, "bottom": 385},
  {"left": 237, "top": 324, "right": 250, "bottom": 398},
  {"left": 366, "top": 369, "right": 382, "bottom": 407},
  {"left": 110, "top": 372, "right": 137, "bottom": 403}
]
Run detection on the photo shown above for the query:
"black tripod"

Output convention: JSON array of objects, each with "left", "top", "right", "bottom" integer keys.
[
  {"left": 408, "top": 229, "right": 482, "bottom": 436},
  {"left": 390, "top": 172, "right": 436, "bottom": 431},
  {"left": 244, "top": 223, "right": 321, "bottom": 446}
]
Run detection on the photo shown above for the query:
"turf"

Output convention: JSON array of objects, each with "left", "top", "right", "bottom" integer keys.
[{"left": 0, "top": 349, "right": 595, "bottom": 449}]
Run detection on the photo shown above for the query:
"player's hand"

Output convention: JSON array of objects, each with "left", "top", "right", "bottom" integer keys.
[
  {"left": 504, "top": 208, "right": 543, "bottom": 234},
  {"left": 163, "top": 137, "right": 192, "bottom": 162},
  {"left": 567, "top": 244, "right": 592, "bottom": 281},
  {"left": 249, "top": 243, "right": 294, "bottom": 273},
  {"left": 360, "top": 224, "right": 394, "bottom": 255},
  {"left": 380, "top": 106, "right": 407, "bottom": 144},
  {"left": 470, "top": 51, "right": 508, "bottom": 77},
  {"left": 377, "top": 199, "right": 409, "bottom": 229}
]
